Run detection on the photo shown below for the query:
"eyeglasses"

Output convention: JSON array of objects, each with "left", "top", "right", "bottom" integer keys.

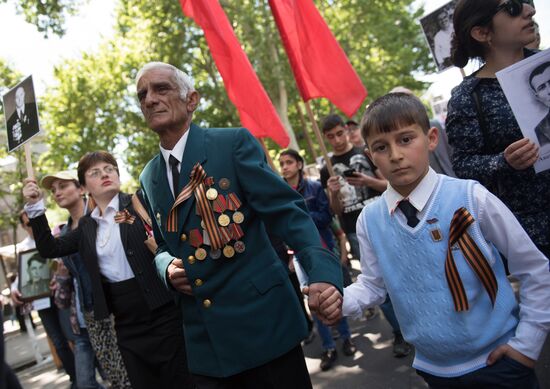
[
  {"left": 494, "top": 0, "right": 532, "bottom": 18},
  {"left": 85, "top": 165, "right": 118, "bottom": 179}
]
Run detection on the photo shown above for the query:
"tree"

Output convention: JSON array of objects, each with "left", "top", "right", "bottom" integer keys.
[{"left": 31, "top": 0, "right": 433, "bottom": 177}]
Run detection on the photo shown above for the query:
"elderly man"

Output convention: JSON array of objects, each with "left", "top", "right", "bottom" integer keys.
[
  {"left": 137, "top": 61, "right": 343, "bottom": 388},
  {"left": 6, "top": 86, "right": 39, "bottom": 150}
]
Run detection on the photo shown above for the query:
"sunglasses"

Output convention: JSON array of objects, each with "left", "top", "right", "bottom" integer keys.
[{"left": 494, "top": 0, "right": 533, "bottom": 18}]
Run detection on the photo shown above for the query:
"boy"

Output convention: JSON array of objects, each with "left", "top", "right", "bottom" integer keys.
[{"left": 322, "top": 93, "right": 550, "bottom": 387}]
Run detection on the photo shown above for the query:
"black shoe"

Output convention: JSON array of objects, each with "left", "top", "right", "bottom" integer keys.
[
  {"left": 342, "top": 338, "right": 357, "bottom": 356},
  {"left": 393, "top": 333, "right": 411, "bottom": 358},
  {"left": 303, "top": 329, "right": 316, "bottom": 345},
  {"left": 320, "top": 349, "right": 337, "bottom": 371}
]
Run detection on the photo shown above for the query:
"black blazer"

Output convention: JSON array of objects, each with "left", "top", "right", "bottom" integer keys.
[{"left": 30, "top": 192, "right": 173, "bottom": 320}]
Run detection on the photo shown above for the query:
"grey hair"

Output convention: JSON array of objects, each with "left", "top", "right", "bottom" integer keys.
[{"left": 136, "top": 62, "right": 195, "bottom": 100}]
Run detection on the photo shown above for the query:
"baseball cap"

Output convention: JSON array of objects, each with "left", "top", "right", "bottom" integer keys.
[{"left": 41, "top": 170, "right": 79, "bottom": 190}]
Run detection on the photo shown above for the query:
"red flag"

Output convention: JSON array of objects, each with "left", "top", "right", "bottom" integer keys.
[
  {"left": 180, "top": 0, "right": 289, "bottom": 147},
  {"left": 269, "top": 0, "right": 367, "bottom": 117}
]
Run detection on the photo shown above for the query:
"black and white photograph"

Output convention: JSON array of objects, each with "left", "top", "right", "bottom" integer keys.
[
  {"left": 420, "top": 0, "right": 457, "bottom": 72},
  {"left": 17, "top": 248, "right": 53, "bottom": 301},
  {"left": 497, "top": 48, "right": 550, "bottom": 173},
  {"left": 2, "top": 75, "right": 41, "bottom": 152}
]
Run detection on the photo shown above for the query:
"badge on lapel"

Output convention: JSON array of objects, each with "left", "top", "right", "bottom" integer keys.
[{"left": 426, "top": 218, "right": 443, "bottom": 242}]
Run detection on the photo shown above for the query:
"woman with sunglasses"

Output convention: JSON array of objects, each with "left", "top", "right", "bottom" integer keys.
[
  {"left": 446, "top": 0, "right": 550, "bottom": 261},
  {"left": 22, "top": 151, "right": 194, "bottom": 389}
]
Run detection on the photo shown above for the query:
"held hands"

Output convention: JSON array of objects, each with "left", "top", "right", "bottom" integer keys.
[
  {"left": 504, "top": 138, "right": 539, "bottom": 171},
  {"left": 167, "top": 258, "right": 193, "bottom": 295},
  {"left": 304, "top": 282, "right": 343, "bottom": 326},
  {"left": 487, "top": 344, "right": 535, "bottom": 369},
  {"left": 22, "top": 178, "right": 43, "bottom": 204}
]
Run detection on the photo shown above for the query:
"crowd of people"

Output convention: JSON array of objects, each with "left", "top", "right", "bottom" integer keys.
[{"left": 2, "top": 0, "right": 550, "bottom": 388}]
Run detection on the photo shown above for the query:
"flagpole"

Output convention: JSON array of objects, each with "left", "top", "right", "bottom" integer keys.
[
  {"left": 303, "top": 101, "right": 334, "bottom": 176},
  {"left": 259, "top": 138, "right": 278, "bottom": 172},
  {"left": 296, "top": 104, "right": 319, "bottom": 162}
]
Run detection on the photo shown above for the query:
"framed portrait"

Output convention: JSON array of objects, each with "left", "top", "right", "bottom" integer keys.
[
  {"left": 419, "top": 0, "right": 458, "bottom": 72},
  {"left": 17, "top": 249, "right": 54, "bottom": 302},
  {"left": 496, "top": 48, "right": 550, "bottom": 173},
  {"left": 1, "top": 75, "right": 41, "bottom": 152}
]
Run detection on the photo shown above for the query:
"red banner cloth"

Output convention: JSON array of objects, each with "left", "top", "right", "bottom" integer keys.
[
  {"left": 269, "top": 0, "right": 367, "bottom": 117},
  {"left": 181, "top": 0, "right": 289, "bottom": 147}
]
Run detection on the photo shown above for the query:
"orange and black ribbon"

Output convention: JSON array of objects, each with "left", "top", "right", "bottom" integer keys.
[
  {"left": 445, "top": 207, "right": 498, "bottom": 312},
  {"left": 213, "top": 194, "right": 228, "bottom": 214},
  {"left": 227, "top": 193, "right": 242, "bottom": 211},
  {"left": 167, "top": 164, "right": 224, "bottom": 250},
  {"left": 114, "top": 209, "right": 136, "bottom": 225},
  {"left": 228, "top": 223, "right": 244, "bottom": 240}
]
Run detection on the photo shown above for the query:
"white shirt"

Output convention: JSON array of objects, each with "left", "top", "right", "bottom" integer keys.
[
  {"left": 90, "top": 195, "right": 135, "bottom": 283},
  {"left": 343, "top": 168, "right": 550, "bottom": 360},
  {"left": 159, "top": 128, "right": 190, "bottom": 197}
]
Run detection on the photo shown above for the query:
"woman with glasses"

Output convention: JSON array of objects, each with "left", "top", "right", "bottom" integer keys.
[
  {"left": 446, "top": 0, "right": 550, "bottom": 261},
  {"left": 22, "top": 151, "right": 194, "bottom": 389}
]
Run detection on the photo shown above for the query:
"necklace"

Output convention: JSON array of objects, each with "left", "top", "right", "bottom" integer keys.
[{"left": 97, "top": 219, "right": 114, "bottom": 248}]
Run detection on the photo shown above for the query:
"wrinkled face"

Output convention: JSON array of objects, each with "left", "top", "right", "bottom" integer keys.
[
  {"left": 324, "top": 125, "right": 350, "bottom": 154},
  {"left": 489, "top": 1, "right": 536, "bottom": 50},
  {"left": 50, "top": 179, "right": 83, "bottom": 209},
  {"left": 15, "top": 88, "right": 25, "bottom": 109},
  {"left": 532, "top": 67, "right": 550, "bottom": 108},
  {"left": 82, "top": 162, "right": 120, "bottom": 200},
  {"left": 28, "top": 260, "right": 44, "bottom": 282},
  {"left": 137, "top": 68, "right": 191, "bottom": 134},
  {"left": 366, "top": 124, "right": 438, "bottom": 197},
  {"left": 279, "top": 154, "right": 302, "bottom": 181}
]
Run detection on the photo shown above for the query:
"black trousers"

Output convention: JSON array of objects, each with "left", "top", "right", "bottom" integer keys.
[
  {"left": 193, "top": 345, "right": 312, "bottom": 389},
  {"left": 104, "top": 278, "right": 194, "bottom": 389}
]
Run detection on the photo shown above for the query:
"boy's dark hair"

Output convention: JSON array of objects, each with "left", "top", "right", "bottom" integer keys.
[
  {"left": 27, "top": 253, "right": 46, "bottom": 269},
  {"left": 450, "top": 0, "right": 500, "bottom": 68},
  {"left": 361, "top": 93, "right": 430, "bottom": 142},
  {"left": 345, "top": 120, "right": 358, "bottom": 126},
  {"left": 529, "top": 62, "right": 550, "bottom": 91},
  {"left": 322, "top": 114, "right": 344, "bottom": 133},
  {"left": 77, "top": 151, "right": 119, "bottom": 186}
]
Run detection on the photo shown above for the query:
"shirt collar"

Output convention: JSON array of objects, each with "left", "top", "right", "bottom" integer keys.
[
  {"left": 91, "top": 194, "right": 119, "bottom": 220},
  {"left": 384, "top": 168, "right": 438, "bottom": 215},
  {"left": 159, "top": 128, "right": 190, "bottom": 167}
]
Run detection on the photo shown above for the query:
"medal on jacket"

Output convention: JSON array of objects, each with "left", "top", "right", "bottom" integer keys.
[
  {"left": 227, "top": 193, "right": 244, "bottom": 224},
  {"left": 205, "top": 177, "right": 218, "bottom": 201},
  {"left": 213, "top": 194, "right": 230, "bottom": 226},
  {"left": 190, "top": 229, "right": 207, "bottom": 261},
  {"left": 229, "top": 223, "right": 246, "bottom": 254}
]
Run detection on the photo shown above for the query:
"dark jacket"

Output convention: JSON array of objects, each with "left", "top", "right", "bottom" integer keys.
[{"left": 29, "top": 192, "right": 173, "bottom": 320}]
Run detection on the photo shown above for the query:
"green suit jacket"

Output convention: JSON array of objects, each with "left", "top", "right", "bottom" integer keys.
[{"left": 140, "top": 124, "right": 342, "bottom": 377}]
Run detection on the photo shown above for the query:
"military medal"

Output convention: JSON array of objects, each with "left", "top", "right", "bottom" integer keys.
[
  {"left": 218, "top": 214, "right": 230, "bottom": 227},
  {"left": 234, "top": 240, "right": 246, "bottom": 253},
  {"left": 204, "top": 177, "right": 218, "bottom": 200},
  {"left": 213, "top": 194, "right": 230, "bottom": 227},
  {"left": 156, "top": 212, "right": 162, "bottom": 226},
  {"left": 227, "top": 193, "right": 244, "bottom": 224},
  {"left": 189, "top": 229, "right": 207, "bottom": 261},
  {"left": 223, "top": 245, "right": 235, "bottom": 258},
  {"left": 219, "top": 178, "right": 231, "bottom": 190},
  {"left": 229, "top": 224, "right": 246, "bottom": 254},
  {"left": 210, "top": 249, "right": 222, "bottom": 259}
]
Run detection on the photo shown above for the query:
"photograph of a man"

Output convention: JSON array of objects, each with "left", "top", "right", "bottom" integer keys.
[
  {"left": 420, "top": 0, "right": 457, "bottom": 72},
  {"left": 3, "top": 75, "right": 40, "bottom": 152},
  {"left": 19, "top": 250, "right": 51, "bottom": 300},
  {"left": 530, "top": 61, "right": 550, "bottom": 147}
]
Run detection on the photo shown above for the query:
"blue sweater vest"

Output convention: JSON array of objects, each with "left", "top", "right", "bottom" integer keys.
[{"left": 365, "top": 175, "right": 519, "bottom": 377}]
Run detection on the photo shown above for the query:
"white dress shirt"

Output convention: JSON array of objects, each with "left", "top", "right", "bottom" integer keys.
[
  {"left": 343, "top": 168, "right": 550, "bottom": 360},
  {"left": 90, "top": 195, "right": 135, "bottom": 283},
  {"left": 159, "top": 128, "right": 189, "bottom": 197}
]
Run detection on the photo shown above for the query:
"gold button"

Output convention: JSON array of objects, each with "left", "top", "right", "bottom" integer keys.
[
  {"left": 203, "top": 299, "right": 212, "bottom": 308},
  {"left": 180, "top": 233, "right": 187, "bottom": 242},
  {"left": 188, "top": 255, "right": 195, "bottom": 264},
  {"left": 194, "top": 279, "right": 203, "bottom": 287}
]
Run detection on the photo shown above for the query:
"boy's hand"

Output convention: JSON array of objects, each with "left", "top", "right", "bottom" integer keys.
[
  {"left": 305, "top": 283, "right": 342, "bottom": 325},
  {"left": 487, "top": 344, "right": 535, "bottom": 369},
  {"left": 345, "top": 172, "right": 375, "bottom": 188},
  {"left": 327, "top": 176, "right": 342, "bottom": 194}
]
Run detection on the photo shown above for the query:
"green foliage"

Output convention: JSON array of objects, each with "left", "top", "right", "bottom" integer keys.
[{"left": 18, "top": 0, "right": 434, "bottom": 176}]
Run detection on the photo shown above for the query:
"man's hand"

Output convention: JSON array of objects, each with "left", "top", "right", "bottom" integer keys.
[
  {"left": 167, "top": 258, "right": 193, "bottom": 295},
  {"left": 327, "top": 176, "right": 342, "bottom": 194},
  {"left": 305, "top": 282, "right": 342, "bottom": 325},
  {"left": 11, "top": 289, "right": 23, "bottom": 306},
  {"left": 487, "top": 344, "right": 535, "bottom": 369},
  {"left": 504, "top": 138, "right": 539, "bottom": 171},
  {"left": 22, "top": 178, "right": 43, "bottom": 204}
]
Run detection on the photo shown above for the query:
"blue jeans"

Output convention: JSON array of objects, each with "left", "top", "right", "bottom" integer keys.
[
  {"left": 379, "top": 296, "right": 402, "bottom": 335},
  {"left": 314, "top": 315, "right": 351, "bottom": 350},
  {"left": 38, "top": 306, "right": 76, "bottom": 382},
  {"left": 58, "top": 308, "right": 104, "bottom": 389}
]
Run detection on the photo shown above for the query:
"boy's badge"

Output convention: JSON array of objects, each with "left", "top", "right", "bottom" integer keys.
[{"left": 427, "top": 218, "right": 442, "bottom": 242}]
